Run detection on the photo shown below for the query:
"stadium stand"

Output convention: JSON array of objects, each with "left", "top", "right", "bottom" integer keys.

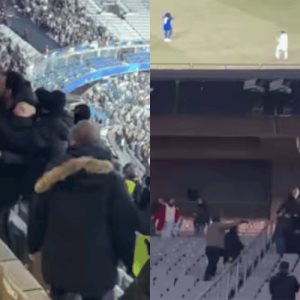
[
  {"left": 119, "top": 0, "right": 148, "bottom": 12},
  {"left": 96, "top": 12, "right": 142, "bottom": 41},
  {"left": 14, "top": 0, "right": 107, "bottom": 46},
  {"left": 0, "top": 0, "right": 150, "bottom": 298},
  {"left": 0, "top": 239, "right": 50, "bottom": 299},
  {"left": 0, "top": 25, "right": 40, "bottom": 59},
  {"left": 0, "top": 25, "right": 40, "bottom": 74},
  {"left": 124, "top": 13, "right": 149, "bottom": 41},
  {"left": 81, "top": 72, "right": 150, "bottom": 169},
  {"left": 151, "top": 221, "right": 276, "bottom": 300}
]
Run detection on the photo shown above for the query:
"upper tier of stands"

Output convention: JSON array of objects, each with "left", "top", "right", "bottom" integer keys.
[
  {"left": 78, "top": 0, "right": 149, "bottom": 42},
  {"left": 119, "top": 0, "right": 148, "bottom": 12},
  {"left": 0, "top": 25, "right": 40, "bottom": 59}
]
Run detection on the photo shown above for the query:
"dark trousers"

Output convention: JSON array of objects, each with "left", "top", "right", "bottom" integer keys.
[
  {"left": 51, "top": 287, "right": 113, "bottom": 300},
  {"left": 0, "top": 208, "right": 11, "bottom": 246},
  {"left": 204, "top": 246, "right": 223, "bottom": 280}
]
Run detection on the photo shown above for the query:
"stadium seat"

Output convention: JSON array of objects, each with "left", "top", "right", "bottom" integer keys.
[{"left": 0, "top": 265, "right": 28, "bottom": 300}]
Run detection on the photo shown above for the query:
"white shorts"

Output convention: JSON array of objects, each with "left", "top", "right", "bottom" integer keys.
[{"left": 277, "top": 45, "right": 288, "bottom": 52}]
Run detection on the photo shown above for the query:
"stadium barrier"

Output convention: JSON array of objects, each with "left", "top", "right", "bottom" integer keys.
[
  {"left": 0, "top": 239, "right": 49, "bottom": 300},
  {"left": 197, "top": 221, "right": 274, "bottom": 300},
  {"left": 28, "top": 42, "right": 149, "bottom": 93},
  {"left": 151, "top": 63, "right": 300, "bottom": 70},
  {"left": 63, "top": 63, "right": 150, "bottom": 93}
]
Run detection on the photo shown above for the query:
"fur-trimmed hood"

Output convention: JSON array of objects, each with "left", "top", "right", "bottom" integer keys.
[{"left": 35, "top": 157, "right": 114, "bottom": 194}]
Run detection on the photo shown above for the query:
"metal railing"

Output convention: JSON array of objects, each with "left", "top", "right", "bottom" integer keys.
[{"left": 197, "top": 220, "right": 274, "bottom": 300}]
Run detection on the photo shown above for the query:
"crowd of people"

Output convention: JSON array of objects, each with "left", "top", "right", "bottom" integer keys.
[
  {"left": 0, "top": 70, "right": 149, "bottom": 300},
  {"left": 82, "top": 72, "right": 150, "bottom": 169},
  {"left": 15, "top": 0, "right": 110, "bottom": 46},
  {"left": 0, "top": 30, "right": 28, "bottom": 74}
]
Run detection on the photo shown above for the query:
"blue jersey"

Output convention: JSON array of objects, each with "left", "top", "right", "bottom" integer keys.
[{"left": 163, "top": 15, "right": 173, "bottom": 31}]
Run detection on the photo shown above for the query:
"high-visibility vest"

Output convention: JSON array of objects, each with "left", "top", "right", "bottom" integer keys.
[
  {"left": 125, "top": 179, "right": 136, "bottom": 196},
  {"left": 132, "top": 233, "right": 150, "bottom": 277}
]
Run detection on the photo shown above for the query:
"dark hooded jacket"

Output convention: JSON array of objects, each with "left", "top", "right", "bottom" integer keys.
[
  {"left": 28, "top": 144, "right": 139, "bottom": 297},
  {"left": 269, "top": 272, "right": 299, "bottom": 300},
  {"left": 21, "top": 111, "right": 73, "bottom": 198},
  {"left": 194, "top": 202, "right": 210, "bottom": 226},
  {"left": 0, "top": 109, "right": 37, "bottom": 208},
  {"left": 34, "top": 111, "right": 73, "bottom": 162},
  {"left": 224, "top": 227, "right": 244, "bottom": 263}
]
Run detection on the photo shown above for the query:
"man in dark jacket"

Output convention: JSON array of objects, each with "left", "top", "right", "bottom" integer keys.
[
  {"left": 224, "top": 226, "right": 244, "bottom": 264},
  {"left": 194, "top": 198, "right": 210, "bottom": 236},
  {"left": 277, "top": 188, "right": 300, "bottom": 253},
  {"left": 0, "top": 71, "right": 38, "bottom": 244},
  {"left": 28, "top": 121, "right": 139, "bottom": 300},
  {"left": 74, "top": 103, "right": 91, "bottom": 124},
  {"left": 204, "top": 217, "right": 242, "bottom": 281},
  {"left": 35, "top": 88, "right": 73, "bottom": 161},
  {"left": 139, "top": 176, "right": 150, "bottom": 211},
  {"left": 23, "top": 88, "right": 73, "bottom": 197},
  {"left": 269, "top": 261, "right": 299, "bottom": 300}
]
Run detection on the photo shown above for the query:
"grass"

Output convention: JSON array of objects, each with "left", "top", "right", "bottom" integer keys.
[{"left": 151, "top": 0, "right": 300, "bottom": 67}]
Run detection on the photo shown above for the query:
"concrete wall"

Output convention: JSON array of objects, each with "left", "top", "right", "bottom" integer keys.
[
  {"left": 151, "top": 159, "right": 271, "bottom": 218},
  {"left": 152, "top": 159, "right": 300, "bottom": 219}
]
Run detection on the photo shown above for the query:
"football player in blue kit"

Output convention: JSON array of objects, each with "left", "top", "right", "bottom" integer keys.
[{"left": 162, "top": 13, "right": 174, "bottom": 42}]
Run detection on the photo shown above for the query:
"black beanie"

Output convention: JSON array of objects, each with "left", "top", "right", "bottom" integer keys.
[
  {"left": 5, "top": 71, "right": 25, "bottom": 94},
  {"left": 5, "top": 71, "right": 37, "bottom": 106},
  {"left": 74, "top": 104, "right": 91, "bottom": 124},
  {"left": 36, "top": 88, "right": 66, "bottom": 114},
  {"left": 14, "top": 81, "right": 38, "bottom": 106}
]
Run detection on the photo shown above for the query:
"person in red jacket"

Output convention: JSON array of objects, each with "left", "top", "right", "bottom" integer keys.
[{"left": 155, "top": 198, "right": 181, "bottom": 238}]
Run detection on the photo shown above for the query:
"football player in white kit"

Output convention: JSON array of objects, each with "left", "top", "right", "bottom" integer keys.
[{"left": 275, "top": 30, "right": 288, "bottom": 60}]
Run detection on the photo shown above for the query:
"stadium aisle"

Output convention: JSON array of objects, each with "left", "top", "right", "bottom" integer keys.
[{"left": 7, "top": 1, "right": 60, "bottom": 51}]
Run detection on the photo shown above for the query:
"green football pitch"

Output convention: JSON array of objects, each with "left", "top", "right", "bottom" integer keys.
[{"left": 151, "top": 0, "right": 300, "bottom": 67}]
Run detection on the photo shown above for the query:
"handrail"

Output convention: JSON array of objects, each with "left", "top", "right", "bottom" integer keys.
[{"left": 197, "top": 220, "right": 274, "bottom": 300}]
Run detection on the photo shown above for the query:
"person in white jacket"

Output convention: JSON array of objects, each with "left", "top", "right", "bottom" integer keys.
[{"left": 275, "top": 31, "right": 288, "bottom": 60}]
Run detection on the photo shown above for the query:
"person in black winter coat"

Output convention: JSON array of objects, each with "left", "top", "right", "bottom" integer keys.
[
  {"left": 0, "top": 71, "right": 37, "bottom": 154},
  {"left": 269, "top": 261, "right": 299, "bottom": 300},
  {"left": 74, "top": 103, "right": 91, "bottom": 124},
  {"left": 34, "top": 88, "right": 73, "bottom": 161},
  {"left": 139, "top": 176, "right": 150, "bottom": 211},
  {"left": 194, "top": 198, "right": 210, "bottom": 236},
  {"left": 277, "top": 188, "right": 300, "bottom": 218},
  {"left": 22, "top": 88, "right": 73, "bottom": 197},
  {"left": 276, "top": 188, "right": 300, "bottom": 253},
  {"left": 0, "top": 71, "right": 38, "bottom": 244},
  {"left": 123, "top": 163, "right": 142, "bottom": 205},
  {"left": 224, "top": 226, "right": 244, "bottom": 264},
  {"left": 28, "top": 121, "right": 139, "bottom": 300}
]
